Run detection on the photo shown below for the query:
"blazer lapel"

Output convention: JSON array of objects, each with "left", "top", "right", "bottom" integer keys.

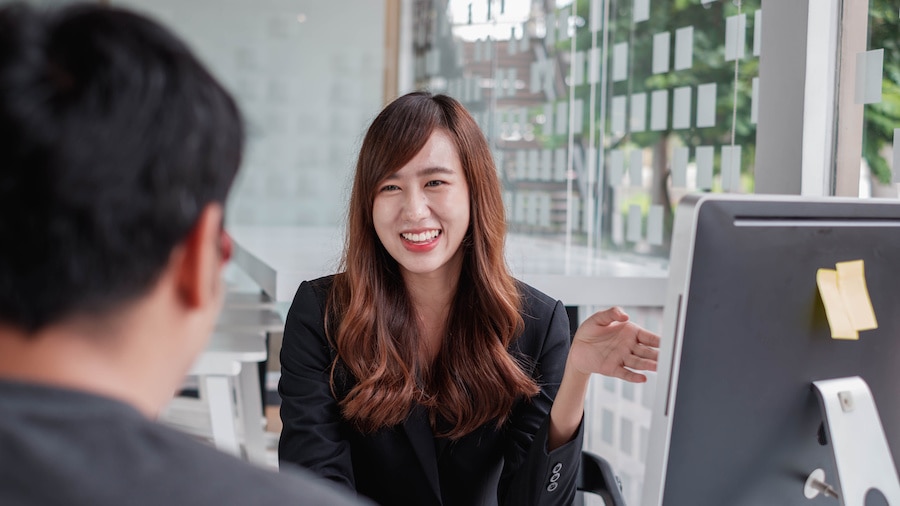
[{"left": 402, "top": 404, "right": 442, "bottom": 502}]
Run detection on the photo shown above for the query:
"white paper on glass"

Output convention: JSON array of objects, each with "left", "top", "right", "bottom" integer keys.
[
  {"left": 431, "top": 10, "right": 439, "bottom": 44},
  {"left": 445, "top": 79, "right": 456, "bottom": 100},
  {"left": 540, "top": 149, "right": 553, "bottom": 181},
  {"left": 651, "top": 89, "right": 669, "bottom": 131},
  {"left": 428, "top": 49, "right": 441, "bottom": 75},
  {"left": 647, "top": 205, "right": 664, "bottom": 245},
  {"left": 527, "top": 149, "right": 540, "bottom": 180},
  {"left": 496, "top": 69, "right": 507, "bottom": 98},
  {"left": 672, "top": 147, "right": 689, "bottom": 187},
  {"left": 573, "top": 99, "right": 584, "bottom": 135},
  {"left": 855, "top": 49, "right": 884, "bottom": 104},
  {"left": 587, "top": 147, "right": 597, "bottom": 183},
  {"left": 515, "top": 151, "right": 527, "bottom": 181},
  {"left": 653, "top": 32, "right": 671, "bottom": 74},
  {"left": 696, "top": 145, "right": 714, "bottom": 190},
  {"left": 474, "top": 39, "right": 483, "bottom": 63},
  {"left": 542, "top": 63, "right": 556, "bottom": 99},
  {"left": 572, "top": 148, "right": 584, "bottom": 180},
  {"left": 554, "top": 148, "right": 567, "bottom": 181},
  {"left": 725, "top": 14, "right": 747, "bottom": 61},
  {"left": 590, "top": 0, "right": 603, "bottom": 32},
  {"left": 893, "top": 129, "right": 900, "bottom": 183},
  {"left": 519, "top": 24, "right": 530, "bottom": 52},
  {"left": 612, "top": 95, "right": 627, "bottom": 135},
  {"left": 627, "top": 204, "right": 643, "bottom": 242},
  {"left": 613, "top": 43, "right": 629, "bottom": 82},
  {"left": 634, "top": 0, "right": 649, "bottom": 23},
  {"left": 546, "top": 13, "right": 557, "bottom": 46},
  {"left": 540, "top": 195, "right": 552, "bottom": 227},
  {"left": 721, "top": 145, "right": 742, "bottom": 192},
  {"left": 751, "top": 77, "right": 759, "bottom": 124},
  {"left": 630, "top": 149, "right": 644, "bottom": 187},
  {"left": 556, "top": 101, "right": 568, "bottom": 136},
  {"left": 497, "top": 110, "right": 508, "bottom": 138},
  {"left": 673, "top": 86, "right": 691, "bottom": 129},
  {"left": 530, "top": 61, "right": 541, "bottom": 93},
  {"left": 612, "top": 211, "right": 624, "bottom": 245},
  {"left": 473, "top": 75, "right": 483, "bottom": 102},
  {"left": 631, "top": 92, "right": 647, "bottom": 132},
  {"left": 524, "top": 193, "right": 536, "bottom": 226},
  {"left": 519, "top": 107, "right": 529, "bottom": 131},
  {"left": 753, "top": 10, "right": 762, "bottom": 57},
  {"left": 573, "top": 51, "right": 586, "bottom": 86},
  {"left": 675, "top": 26, "right": 694, "bottom": 71},
  {"left": 697, "top": 83, "right": 717, "bottom": 128},
  {"left": 514, "top": 193, "right": 526, "bottom": 223},
  {"left": 589, "top": 47, "right": 601, "bottom": 84},
  {"left": 508, "top": 28, "right": 517, "bottom": 56},
  {"left": 544, "top": 102, "right": 554, "bottom": 135},
  {"left": 608, "top": 149, "right": 624, "bottom": 186}
]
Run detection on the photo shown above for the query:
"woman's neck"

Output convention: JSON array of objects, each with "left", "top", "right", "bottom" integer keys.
[{"left": 403, "top": 271, "right": 459, "bottom": 364}]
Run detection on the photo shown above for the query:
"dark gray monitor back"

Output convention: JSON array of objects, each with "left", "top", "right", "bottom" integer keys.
[{"left": 642, "top": 194, "right": 900, "bottom": 506}]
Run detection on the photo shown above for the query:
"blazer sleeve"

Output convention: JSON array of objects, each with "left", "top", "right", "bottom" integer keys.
[
  {"left": 277, "top": 279, "right": 355, "bottom": 490},
  {"left": 498, "top": 298, "right": 584, "bottom": 506}
]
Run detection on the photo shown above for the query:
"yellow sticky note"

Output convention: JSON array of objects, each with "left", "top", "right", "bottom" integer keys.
[
  {"left": 816, "top": 268, "right": 859, "bottom": 340},
  {"left": 836, "top": 260, "right": 878, "bottom": 331}
]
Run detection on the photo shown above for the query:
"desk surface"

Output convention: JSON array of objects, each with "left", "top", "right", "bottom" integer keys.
[
  {"left": 228, "top": 226, "right": 669, "bottom": 307},
  {"left": 190, "top": 331, "right": 267, "bottom": 376}
]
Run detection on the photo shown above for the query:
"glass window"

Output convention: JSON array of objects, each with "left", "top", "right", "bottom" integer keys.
[
  {"left": 415, "top": 0, "right": 760, "bottom": 260},
  {"left": 860, "top": 0, "right": 900, "bottom": 198}
]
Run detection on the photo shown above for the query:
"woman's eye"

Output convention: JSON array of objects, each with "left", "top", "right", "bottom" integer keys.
[
  {"left": 425, "top": 180, "right": 444, "bottom": 187},
  {"left": 380, "top": 184, "right": 400, "bottom": 192}
]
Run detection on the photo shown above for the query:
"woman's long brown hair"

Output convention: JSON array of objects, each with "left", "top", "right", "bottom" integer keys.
[{"left": 327, "top": 91, "right": 539, "bottom": 438}]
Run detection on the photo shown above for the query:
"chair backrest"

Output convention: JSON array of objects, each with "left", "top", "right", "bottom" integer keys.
[{"left": 575, "top": 450, "right": 627, "bottom": 506}]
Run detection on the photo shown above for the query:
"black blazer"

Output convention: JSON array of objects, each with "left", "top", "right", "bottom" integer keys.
[{"left": 278, "top": 275, "right": 583, "bottom": 506}]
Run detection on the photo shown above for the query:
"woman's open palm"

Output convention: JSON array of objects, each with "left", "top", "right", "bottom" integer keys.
[{"left": 569, "top": 307, "right": 661, "bottom": 383}]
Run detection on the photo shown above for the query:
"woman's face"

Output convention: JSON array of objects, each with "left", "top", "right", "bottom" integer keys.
[{"left": 372, "top": 129, "right": 470, "bottom": 283}]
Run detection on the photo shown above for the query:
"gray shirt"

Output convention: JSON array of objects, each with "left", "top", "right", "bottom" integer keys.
[{"left": 0, "top": 379, "right": 371, "bottom": 506}]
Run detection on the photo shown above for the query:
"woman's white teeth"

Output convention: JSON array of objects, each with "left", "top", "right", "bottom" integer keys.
[{"left": 402, "top": 230, "right": 440, "bottom": 242}]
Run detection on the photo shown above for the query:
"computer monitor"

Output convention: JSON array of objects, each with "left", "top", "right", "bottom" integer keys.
[{"left": 642, "top": 194, "right": 900, "bottom": 506}]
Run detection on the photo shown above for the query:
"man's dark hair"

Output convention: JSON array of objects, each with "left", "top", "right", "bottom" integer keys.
[{"left": 0, "top": 3, "right": 243, "bottom": 332}]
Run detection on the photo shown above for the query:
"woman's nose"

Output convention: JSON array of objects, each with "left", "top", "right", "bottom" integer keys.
[{"left": 403, "top": 189, "right": 429, "bottom": 220}]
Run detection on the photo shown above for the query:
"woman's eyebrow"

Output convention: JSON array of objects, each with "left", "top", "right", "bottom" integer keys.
[{"left": 383, "top": 166, "right": 455, "bottom": 180}]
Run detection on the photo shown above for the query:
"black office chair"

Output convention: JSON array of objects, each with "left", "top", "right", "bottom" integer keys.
[{"left": 575, "top": 450, "right": 627, "bottom": 506}]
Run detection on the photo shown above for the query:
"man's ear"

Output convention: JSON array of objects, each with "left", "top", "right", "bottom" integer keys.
[{"left": 176, "top": 204, "right": 226, "bottom": 308}]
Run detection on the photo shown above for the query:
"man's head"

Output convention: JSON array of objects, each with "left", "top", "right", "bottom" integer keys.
[{"left": 0, "top": 3, "right": 242, "bottom": 332}]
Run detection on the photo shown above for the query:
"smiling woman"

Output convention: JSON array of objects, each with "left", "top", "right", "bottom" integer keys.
[{"left": 277, "top": 91, "right": 660, "bottom": 506}]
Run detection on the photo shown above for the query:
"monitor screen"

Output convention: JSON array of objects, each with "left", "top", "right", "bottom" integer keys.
[{"left": 642, "top": 194, "right": 900, "bottom": 506}]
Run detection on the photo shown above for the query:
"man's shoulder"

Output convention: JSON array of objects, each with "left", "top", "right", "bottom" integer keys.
[
  {"left": 121, "top": 421, "right": 370, "bottom": 505},
  {"left": 184, "top": 453, "right": 368, "bottom": 505},
  {"left": 0, "top": 382, "right": 370, "bottom": 506}
]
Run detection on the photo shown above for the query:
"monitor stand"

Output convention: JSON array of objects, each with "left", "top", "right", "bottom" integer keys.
[{"left": 811, "top": 377, "right": 900, "bottom": 506}]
